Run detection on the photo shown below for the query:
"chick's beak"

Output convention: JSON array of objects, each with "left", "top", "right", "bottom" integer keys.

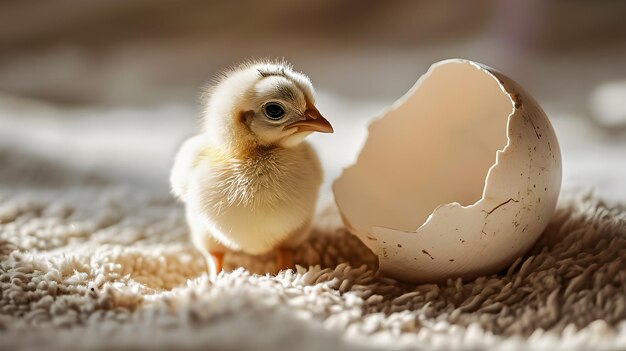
[{"left": 285, "top": 104, "right": 334, "bottom": 133}]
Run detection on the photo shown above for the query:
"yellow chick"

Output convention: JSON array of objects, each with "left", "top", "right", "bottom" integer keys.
[{"left": 170, "top": 60, "right": 333, "bottom": 278}]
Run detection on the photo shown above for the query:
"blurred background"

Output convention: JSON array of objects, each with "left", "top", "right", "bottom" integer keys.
[{"left": 0, "top": 0, "right": 625, "bottom": 202}]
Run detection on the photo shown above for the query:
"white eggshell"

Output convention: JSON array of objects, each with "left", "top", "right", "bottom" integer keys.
[{"left": 333, "top": 59, "right": 562, "bottom": 283}]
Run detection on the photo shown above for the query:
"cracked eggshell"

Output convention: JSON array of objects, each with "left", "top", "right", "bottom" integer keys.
[{"left": 333, "top": 59, "right": 561, "bottom": 283}]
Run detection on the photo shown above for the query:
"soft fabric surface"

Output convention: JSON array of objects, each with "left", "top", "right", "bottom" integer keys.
[{"left": 0, "top": 185, "right": 624, "bottom": 351}]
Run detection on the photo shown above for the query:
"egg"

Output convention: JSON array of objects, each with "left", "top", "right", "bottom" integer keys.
[{"left": 333, "top": 59, "right": 562, "bottom": 283}]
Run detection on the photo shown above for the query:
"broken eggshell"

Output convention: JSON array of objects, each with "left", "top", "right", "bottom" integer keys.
[{"left": 333, "top": 59, "right": 561, "bottom": 283}]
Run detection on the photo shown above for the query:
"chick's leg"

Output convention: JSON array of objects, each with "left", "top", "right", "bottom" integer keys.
[
  {"left": 275, "top": 247, "right": 294, "bottom": 272},
  {"left": 275, "top": 221, "right": 312, "bottom": 273},
  {"left": 206, "top": 251, "right": 224, "bottom": 279},
  {"left": 187, "top": 212, "right": 227, "bottom": 279}
]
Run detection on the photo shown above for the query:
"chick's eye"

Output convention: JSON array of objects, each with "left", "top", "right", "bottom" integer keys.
[{"left": 264, "top": 103, "right": 285, "bottom": 120}]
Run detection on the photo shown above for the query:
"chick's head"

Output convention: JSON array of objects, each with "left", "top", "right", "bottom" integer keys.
[{"left": 202, "top": 60, "right": 333, "bottom": 151}]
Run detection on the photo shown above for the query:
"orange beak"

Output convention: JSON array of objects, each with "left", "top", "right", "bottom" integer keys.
[{"left": 285, "top": 103, "right": 334, "bottom": 133}]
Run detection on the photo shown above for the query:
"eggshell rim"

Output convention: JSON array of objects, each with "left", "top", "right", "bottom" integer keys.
[{"left": 332, "top": 58, "right": 518, "bottom": 238}]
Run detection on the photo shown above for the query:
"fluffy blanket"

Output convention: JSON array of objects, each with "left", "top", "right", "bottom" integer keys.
[{"left": 0, "top": 184, "right": 624, "bottom": 351}]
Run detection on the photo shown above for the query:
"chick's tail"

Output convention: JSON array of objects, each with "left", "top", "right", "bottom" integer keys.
[{"left": 170, "top": 135, "right": 206, "bottom": 202}]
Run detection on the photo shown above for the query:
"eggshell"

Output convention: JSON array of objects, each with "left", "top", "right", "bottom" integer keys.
[{"left": 333, "top": 59, "right": 562, "bottom": 283}]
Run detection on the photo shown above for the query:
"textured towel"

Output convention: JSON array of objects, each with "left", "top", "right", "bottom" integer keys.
[{"left": 0, "top": 185, "right": 624, "bottom": 351}]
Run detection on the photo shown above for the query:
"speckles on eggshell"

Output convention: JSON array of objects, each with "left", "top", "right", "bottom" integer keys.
[{"left": 422, "top": 250, "right": 435, "bottom": 260}]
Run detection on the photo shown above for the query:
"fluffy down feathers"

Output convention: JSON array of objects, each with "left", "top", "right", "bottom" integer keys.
[{"left": 170, "top": 59, "right": 329, "bottom": 258}]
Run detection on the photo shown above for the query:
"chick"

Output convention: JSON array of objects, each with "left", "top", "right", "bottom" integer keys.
[{"left": 170, "top": 60, "right": 333, "bottom": 278}]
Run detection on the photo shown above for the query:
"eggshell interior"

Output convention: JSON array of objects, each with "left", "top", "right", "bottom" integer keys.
[{"left": 333, "top": 59, "right": 562, "bottom": 283}]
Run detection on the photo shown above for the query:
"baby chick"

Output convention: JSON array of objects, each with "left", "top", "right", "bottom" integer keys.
[{"left": 170, "top": 60, "right": 333, "bottom": 278}]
